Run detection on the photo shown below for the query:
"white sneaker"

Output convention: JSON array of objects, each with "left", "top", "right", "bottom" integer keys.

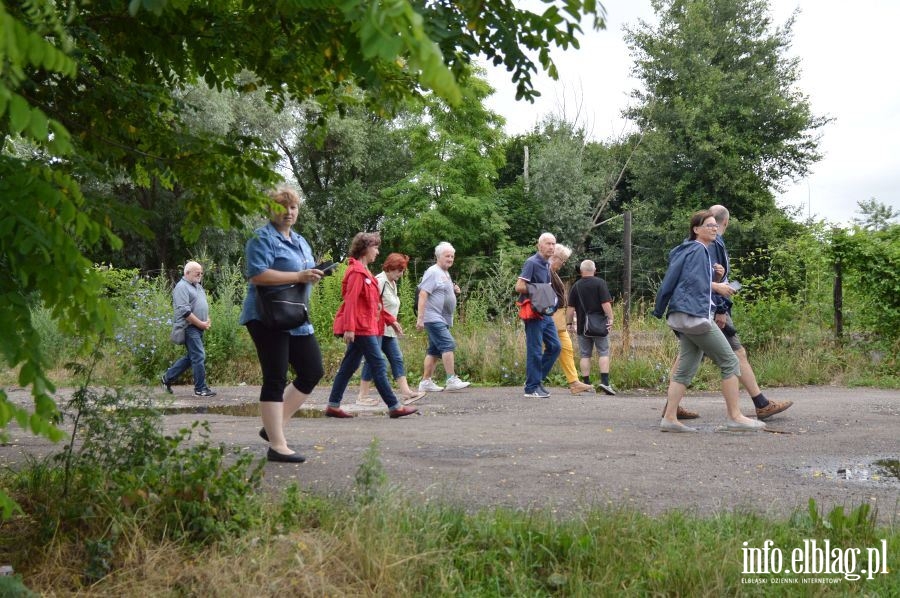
[
  {"left": 418, "top": 378, "right": 444, "bottom": 392},
  {"left": 444, "top": 376, "right": 470, "bottom": 391}
]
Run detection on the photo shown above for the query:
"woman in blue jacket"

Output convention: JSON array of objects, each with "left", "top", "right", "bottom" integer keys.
[{"left": 653, "top": 210, "right": 766, "bottom": 433}]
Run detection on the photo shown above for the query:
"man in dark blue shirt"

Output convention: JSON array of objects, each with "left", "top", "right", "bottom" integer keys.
[{"left": 515, "top": 232, "right": 561, "bottom": 398}]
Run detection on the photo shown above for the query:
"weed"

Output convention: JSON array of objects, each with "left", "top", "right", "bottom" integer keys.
[{"left": 354, "top": 438, "right": 388, "bottom": 505}]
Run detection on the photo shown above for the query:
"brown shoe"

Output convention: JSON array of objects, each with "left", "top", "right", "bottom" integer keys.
[
  {"left": 661, "top": 405, "right": 700, "bottom": 419},
  {"left": 325, "top": 406, "right": 355, "bottom": 418},
  {"left": 401, "top": 391, "right": 427, "bottom": 405},
  {"left": 756, "top": 399, "right": 793, "bottom": 421},
  {"left": 389, "top": 405, "right": 418, "bottom": 418},
  {"left": 677, "top": 406, "right": 700, "bottom": 419},
  {"left": 568, "top": 381, "right": 594, "bottom": 395}
]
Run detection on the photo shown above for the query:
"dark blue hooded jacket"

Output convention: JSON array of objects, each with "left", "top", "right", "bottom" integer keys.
[
  {"left": 710, "top": 234, "right": 733, "bottom": 315},
  {"left": 652, "top": 239, "right": 714, "bottom": 320}
]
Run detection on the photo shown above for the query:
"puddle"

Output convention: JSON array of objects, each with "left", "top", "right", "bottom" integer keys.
[
  {"left": 836, "top": 467, "right": 870, "bottom": 481},
  {"left": 806, "top": 457, "right": 900, "bottom": 486},
  {"left": 873, "top": 458, "right": 900, "bottom": 481},
  {"left": 159, "top": 404, "right": 325, "bottom": 418}
]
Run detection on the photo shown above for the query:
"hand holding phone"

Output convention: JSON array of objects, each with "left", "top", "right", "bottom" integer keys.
[{"left": 315, "top": 261, "right": 339, "bottom": 276}]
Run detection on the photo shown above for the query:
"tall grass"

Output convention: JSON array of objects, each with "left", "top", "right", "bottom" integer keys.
[
  {"left": 5, "top": 442, "right": 897, "bottom": 596},
  {"left": 5, "top": 259, "right": 898, "bottom": 390}
]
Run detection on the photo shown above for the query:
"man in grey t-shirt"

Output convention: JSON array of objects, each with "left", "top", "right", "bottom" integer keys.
[
  {"left": 161, "top": 261, "right": 216, "bottom": 397},
  {"left": 415, "top": 242, "right": 470, "bottom": 392}
]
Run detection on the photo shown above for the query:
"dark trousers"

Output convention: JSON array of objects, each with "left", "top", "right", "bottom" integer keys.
[{"left": 246, "top": 320, "right": 324, "bottom": 402}]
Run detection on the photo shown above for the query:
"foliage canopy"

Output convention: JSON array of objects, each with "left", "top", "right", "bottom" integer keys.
[
  {"left": 624, "top": 0, "right": 830, "bottom": 221},
  {"left": 0, "top": 0, "right": 606, "bottom": 515}
]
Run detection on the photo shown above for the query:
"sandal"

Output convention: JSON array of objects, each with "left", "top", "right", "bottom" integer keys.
[
  {"left": 401, "top": 391, "right": 426, "bottom": 405},
  {"left": 355, "top": 396, "right": 380, "bottom": 407}
]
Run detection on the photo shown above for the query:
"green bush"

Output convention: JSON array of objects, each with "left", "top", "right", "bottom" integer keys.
[{"left": 7, "top": 383, "right": 267, "bottom": 585}]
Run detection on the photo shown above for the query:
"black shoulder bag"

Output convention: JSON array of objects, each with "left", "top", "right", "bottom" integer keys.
[
  {"left": 575, "top": 282, "right": 608, "bottom": 338},
  {"left": 256, "top": 284, "right": 309, "bottom": 330}
]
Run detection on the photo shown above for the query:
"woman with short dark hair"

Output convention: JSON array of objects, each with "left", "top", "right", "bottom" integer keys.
[
  {"left": 325, "top": 233, "right": 419, "bottom": 419},
  {"left": 356, "top": 252, "right": 426, "bottom": 406}
]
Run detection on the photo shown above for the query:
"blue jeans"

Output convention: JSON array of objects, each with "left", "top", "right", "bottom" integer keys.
[
  {"left": 328, "top": 335, "right": 399, "bottom": 409},
  {"left": 424, "top": 321, "right": 456, "bottom": 356},
  {"left": 164, "top": 326, "right": 208, "bottom": 391},
  {"left": 360, "top": 336, "right": 406, "bottom": 381},
  {"left": 524, "top": 316, "right": 561, "bottom": 392}
]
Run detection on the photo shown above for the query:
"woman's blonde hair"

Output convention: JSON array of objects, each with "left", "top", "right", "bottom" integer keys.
[
  {"left": 553, "top": 243, "right": 572, "bottom": 261},
  {"left": 268, "top": 185, "right": 301, "bottom": 208}
]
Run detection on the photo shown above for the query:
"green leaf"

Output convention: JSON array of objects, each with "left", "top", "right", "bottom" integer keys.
[
  {"left": 8, "top": 94, "right": 30, "bottom": 134},
  {"left": 27, "top": 107, "right": 49, "bottom": 140}
]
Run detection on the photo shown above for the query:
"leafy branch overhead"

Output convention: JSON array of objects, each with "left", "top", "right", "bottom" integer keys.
[{"left": 123, "top": 0, "right": 606, "bottom": 107}]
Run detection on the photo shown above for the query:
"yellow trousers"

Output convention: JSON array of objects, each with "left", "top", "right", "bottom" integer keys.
[{"left": 552, "top": 310, "right": 579, "bottom": 384}]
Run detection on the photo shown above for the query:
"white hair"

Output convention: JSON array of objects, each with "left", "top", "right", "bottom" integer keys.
[
  {"left": 435, "top": 241, "right": 455, "bottom": 258},
  {"left": 710, "top": 204, "right": 730, "bottom": 225},
  {"left": 183, "top": 261, "right": 202, "bottom": 275},
  {"left": 538, "top": 232, "right": 556, "bottom": 244},
  {"left": 554, "top": 243, "right": 572, "bottom": 261},
  {"left": 579, "top": 260, "right": 596, "bottom": 274}
]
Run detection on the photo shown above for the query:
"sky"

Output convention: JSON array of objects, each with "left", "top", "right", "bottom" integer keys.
[{"left": 483, "top": 0, "right": 900, "bottom": 226}]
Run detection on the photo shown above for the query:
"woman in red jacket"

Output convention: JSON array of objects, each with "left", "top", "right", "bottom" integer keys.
[{"left": 324, "top": 232, "right": 418, "bottom": 418}]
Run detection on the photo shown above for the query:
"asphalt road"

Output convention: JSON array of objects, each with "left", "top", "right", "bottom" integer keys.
[{"left": 2, "top": 385, "right": 898, "bottom": 523}]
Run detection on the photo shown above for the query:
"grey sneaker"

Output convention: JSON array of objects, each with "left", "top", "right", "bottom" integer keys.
[
  {"left": 160, "top": 375, "right": 173, "bottom": 394},
  {"left": 445, "top": 376, "right": 470, "bottom": 391},
  {"left": 726, "top": 419, "right": 766, "bottom": 431},
  {"left": 660, "top": 418, "right": 698, "bottom": 433},
  {"left": 597, "top": 383, "right": 616, "bottom": 396},
  {"left": 418, "top": 378, "right": 444, "bottom": 392},
  {"left": 194, "top": 388, "right": 217, "bottom": 397},
  {"left": 524, "top": 388, "right": 550, "bottom": 398}
]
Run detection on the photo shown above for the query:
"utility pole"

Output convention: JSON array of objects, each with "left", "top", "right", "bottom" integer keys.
[{"left": 523, "top": 145, "right": 529, "bottom": 194}]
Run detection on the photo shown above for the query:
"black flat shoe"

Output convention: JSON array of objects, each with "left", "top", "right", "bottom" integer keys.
[
  {"left": 259, "top": 427, "right": 269, "bottom": 442},
  {"left": 266, "top": 448, "right": 306, "bottom": 463}
]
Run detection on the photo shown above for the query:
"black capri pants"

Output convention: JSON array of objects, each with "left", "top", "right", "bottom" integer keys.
[{"left": 246, "top": 320, "right": 324, "bottom": 402}]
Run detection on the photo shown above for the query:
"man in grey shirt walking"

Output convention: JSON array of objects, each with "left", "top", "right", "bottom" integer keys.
[{"left": 161, "top": 261, "right": 216, "bottom": 397}]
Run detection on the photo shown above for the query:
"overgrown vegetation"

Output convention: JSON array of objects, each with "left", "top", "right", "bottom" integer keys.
[
  {"left": 0, "top": 371, "right": 265, "bottom": 589},
  {"left": 1, "top": 427, "right": 896, "bottom": 595},
  {"left": 6, "top": 218, "right": 897, "bottom": 392}
]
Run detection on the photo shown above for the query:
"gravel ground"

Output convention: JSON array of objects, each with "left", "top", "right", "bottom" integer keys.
[{"left": 2, "top": 384, "right": 898, "bottom": 523}]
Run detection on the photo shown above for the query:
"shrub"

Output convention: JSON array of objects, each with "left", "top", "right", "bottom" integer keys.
[{"left": 6, "top": 382, "right": 266, "bottom": 584}]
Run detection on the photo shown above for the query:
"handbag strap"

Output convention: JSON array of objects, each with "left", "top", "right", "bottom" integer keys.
[
  {"left": 550, "top": 270, "right": 567, "bottom": 309},
  {"left": 574, "top": 279, "right": 590, "bottom": 314}
]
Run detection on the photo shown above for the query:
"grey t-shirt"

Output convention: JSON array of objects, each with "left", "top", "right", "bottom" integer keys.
[
  {"left": 173, "top": 277, "right": 209, "bottom": 325},
  {"left": 419, "top": 264, "right": 456, "bottom": 326}
]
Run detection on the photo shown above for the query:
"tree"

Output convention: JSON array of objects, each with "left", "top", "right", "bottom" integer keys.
[
  {"left": 277, "top": 96, "right": 416, "bottom": 260},
  {"left": 1, "top": 0, "right": 606, "bottom": 516},
  {"left": 852, "top": 198, "right": 900, "bottom": 231},
  {"left": 624, "top": 0, "right": 830, "bottom": 222},
  {"left": 378, "top": 71, "right": 510, "bottom": 262}
]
